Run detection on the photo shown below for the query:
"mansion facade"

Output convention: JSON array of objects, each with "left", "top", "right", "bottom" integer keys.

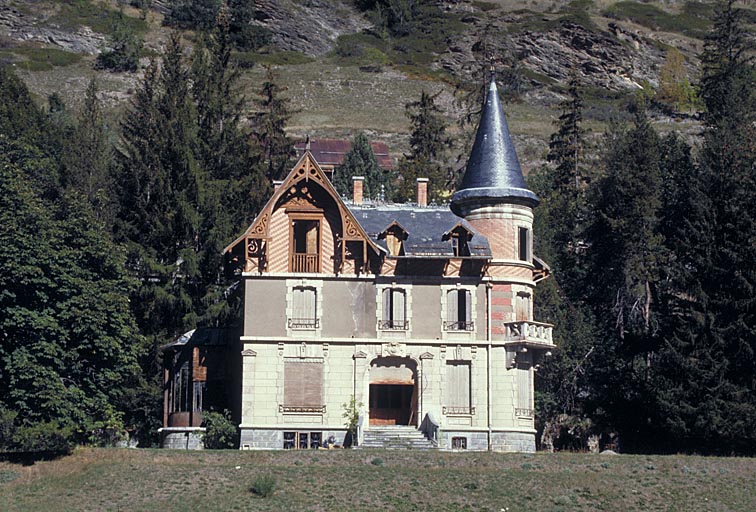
[{"left": 159, "top": 79, "right": 555, "bottom": 451}]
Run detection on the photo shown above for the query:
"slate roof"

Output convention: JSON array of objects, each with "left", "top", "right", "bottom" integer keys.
[
  {"left": 294, "top": 139, "right": 394, "bottom": 170},
  {"left": 347, "top": 203, "right": 491, "bottom": 258},
  {"left": 451, "top": 79, "right": 538, "bottom": 213},
  {"left": 160, "top": 327, "right": 229, "bottom": 352}
]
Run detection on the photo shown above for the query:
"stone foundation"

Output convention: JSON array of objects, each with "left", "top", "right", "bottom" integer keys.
[
  {"left": 438, "top": 430, "right": 535, "bottom": 452},
  {"left": 240, "top": 428, "right": 348, "bottom": 450},
  {"left": 159, "top": 427, "right": 205, "bottom": 450}
]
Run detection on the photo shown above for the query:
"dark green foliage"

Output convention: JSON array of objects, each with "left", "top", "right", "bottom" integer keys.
[
  {"left": 228, "top": 0, "right": 271, "bottom": 51},
  {"left": 332, "top": 133, "right": 389, "bottom": 201},
  {"left": 95, "top": 11, "right": 144, "bottom": 72},
  {"left": 395, "top": 90, "right": 452, "bottom": 202},
  {"left": 62, "top": 79, "right": 113, "bottom": 217},
  {"left": 603, "top": 1, "right": 712, "bottom": 38},
  {"left": 250, "top": 66, "right": 295, "bottom": 182},
  {"left": 165, "top": 0, "right": 223, "bottom": 31},
  {"left": 202, "top": 410, "right": 238, "bottom": 449}
]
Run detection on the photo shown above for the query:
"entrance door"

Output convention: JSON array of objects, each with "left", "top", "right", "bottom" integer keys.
[{"left": 369, "top": 384, "right": 414, "bottom": 426}]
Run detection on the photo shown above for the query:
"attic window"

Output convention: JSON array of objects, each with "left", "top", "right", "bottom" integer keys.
[
  {"left": 445, "top": 226, "right": 472, "bottom": 257},
  {"left": 380, "top": 224, "right": 408, "bottom": 256}
]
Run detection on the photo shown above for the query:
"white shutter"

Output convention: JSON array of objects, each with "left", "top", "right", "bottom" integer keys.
[
  {"left": 517, "top": 364, "right": 532, "bottom": 410},
  {"left": 393, "top": 289, "right": 406, "bottom": 323},
  {"left": 382, "top": 288, "right": 391, "bottom": 322},
  {"left": 446, "top": 362, "right": 471, "bottom": 408},
  {"left": 447, "top": 290, "right": 458, "bottom": 323},
  {"left": 464, "top": 290, "right": 472, "bottom": 324}
]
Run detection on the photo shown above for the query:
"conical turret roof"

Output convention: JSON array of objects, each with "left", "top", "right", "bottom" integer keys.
[{"left": 451, "top": 79, "right": 538, "bottom": 215}]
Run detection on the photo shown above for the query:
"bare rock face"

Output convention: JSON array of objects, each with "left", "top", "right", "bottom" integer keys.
[
  {"left": 0, "top": 5, "right": 106, "bottom": 55},
  {"left": 255, "top": 0, "right": 370, "bottom": 56},
  {"left": 439, "top": 17, "right": 666, "bottom": 92}
]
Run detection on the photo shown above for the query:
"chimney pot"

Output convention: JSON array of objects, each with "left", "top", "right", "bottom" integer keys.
[
  {"left": 416, "top": 178, "right": 429, "bottom": 207},
  {"left": 352, "top": 176, "right": 365, "bottom": 205}
]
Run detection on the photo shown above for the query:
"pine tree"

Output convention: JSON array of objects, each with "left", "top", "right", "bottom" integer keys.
[
  {"left": 332, "top": 132, "right": 388, "bottom": 201},
  {"left": 250, "top": 66, "right": 295, "bottom": 182},
  {"left": 395, "top": 90, "right": 452, "bottom": 202},
  {"left": 63, "top": 78, "right": 113, "bottom": 216},
  {"left": 649, "top": 0, "right": 756, "bottom": 453}
]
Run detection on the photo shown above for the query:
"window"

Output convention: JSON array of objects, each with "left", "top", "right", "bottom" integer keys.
[
  {"left": 171, "top": 362, "right": 190, "bottom": 413},
  {"left": 380, "top": 288, "right": 408, "bottom": 330},
  {"left": 192, "top": 381, "right": 205, "bottom": 412},
  {"left": 451, "top": 437, "right": 467, "bottom": 449},
  {"left": 283, "top": 431, "right": 323, "bottom": 449},
  {"left": 445, "top": 289, "right": 473, "bottom": 331},
  {"left": 291, "top": 218, "right": 320, "bottom": 272},
  {"left": 449, "top": 227, "right": 471, "bottom": 257},
  {"left": 444, "top": 361, "right": 473, "bottom": 415},
  {"left": 283, "top": 359, "right": 324, "bottom": 412},
  {"left": 516, "top": 363, "right": 533, "bottom": 418},
  {"left": 518, "top": 227, "right": 530, "bottom": 262},
  {"left": 515, "top": 292, "right": 531, "bottom": 322},
  {"left": 289, "top": 286, "right": 318, "bottom": 329}
]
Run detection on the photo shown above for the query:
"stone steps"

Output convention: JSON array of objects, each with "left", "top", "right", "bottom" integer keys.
[{"left": 360, "top": 427, "right": 437, "bottom": 450}]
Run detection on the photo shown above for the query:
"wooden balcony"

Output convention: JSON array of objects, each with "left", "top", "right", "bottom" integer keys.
[
  {"left": 503, "top": 320, "right": 555, "bottom": 349},
  {"left": 291, "top": 253, "right": 319, "bottom": 273}
]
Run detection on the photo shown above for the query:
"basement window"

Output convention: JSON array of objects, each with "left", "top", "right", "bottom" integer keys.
[
  {"left": 283, "top": 431, "right": 323, "bottom": 449},
  {"left": 451, "top": 437, "right": 467, "bottom": 450}
]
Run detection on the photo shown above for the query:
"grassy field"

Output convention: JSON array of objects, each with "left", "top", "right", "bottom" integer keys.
[{"left": 1, "top": 448, "right": 755, "bottom": 511}]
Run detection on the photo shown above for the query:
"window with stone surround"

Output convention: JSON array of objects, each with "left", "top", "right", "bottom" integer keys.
[
  {"left": 451, "top": 436, "right": 468, "bottom": 449},
  {"left": 516, "top": 363, "right": 533, "bottom": 418},
  {"left": 445, "top": 289, "right": 473, "bottom": 331},
  {"left": 283, "top": 359, "right": 324, "bottom": 412},
  {"left": 444, "top": 361, "right": 473, "bottom": 415},
  {"left": 380, "top": 287, "right": 408, "bottom": 330},
  {"left": 289, "top": 286, "right": 318, "bottom": 329},
  {"left": 518, "top": 226, "right": 530, "bottom": 262}
]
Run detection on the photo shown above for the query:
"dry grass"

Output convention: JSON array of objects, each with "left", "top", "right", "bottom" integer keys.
[{"left": 1, "top": 448, "right": 755, "bottom": 511}]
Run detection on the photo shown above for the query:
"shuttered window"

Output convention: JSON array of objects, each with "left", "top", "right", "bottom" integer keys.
[
  {"left": 516, "top": 363, "right": 532, "bottom": 411},
  {"left": 445, "top": 361, "right": 471, "bottom": 410},
  {"left": 446, "top": 289, "right": 472, "bottom": 330},
  {"left": 292, "top": 286, "right": 317, "bottom": 322},
  {"left": 284, "top": 360, "right": 323, "bottom": 407},
  {"left": 381, "top": 288, "right": 407, "bottom": 329}
]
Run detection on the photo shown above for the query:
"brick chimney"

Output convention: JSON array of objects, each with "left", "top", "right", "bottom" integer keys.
[
  {"left": 416, "top": 178, "right": 429, "bottom": 207},
  {"left": 273, "top": 180, "right": 284, "bottom": 193},
  {"left": 352, "top": 176, "right": 364, "bottom": 205}
]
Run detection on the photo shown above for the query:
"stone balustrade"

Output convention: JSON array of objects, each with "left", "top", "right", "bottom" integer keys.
[{"left": 502, "top": 320, "right": 555, "bottom": 348}]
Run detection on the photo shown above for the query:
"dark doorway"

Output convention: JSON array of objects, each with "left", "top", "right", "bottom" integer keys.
[{"left": 369, "top": 384, "right": 414, "bottom": 426}]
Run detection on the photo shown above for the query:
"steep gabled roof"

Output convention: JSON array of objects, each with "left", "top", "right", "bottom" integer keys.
[
  {"left": 451, "top": 79, "right": 538, "bottom": 214},
  {"left": 224, "top": 151, "right": 382, "bottom": 256}
]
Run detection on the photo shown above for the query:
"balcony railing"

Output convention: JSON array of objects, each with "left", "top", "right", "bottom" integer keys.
[
  {"left": 443, "top": 320, "right": 475, "bottom": 332},
  {"left": 291, "top": 253, "right": 319, "bottom": 273},
  {"left": 378, "top": 319, "right": 409, "bottom": 330},
  {"left": 288, "top": 318, "right": 320, "bottom": 329},
  {"left": 503, "top": 320, "right": 554, "bottom": 347}
]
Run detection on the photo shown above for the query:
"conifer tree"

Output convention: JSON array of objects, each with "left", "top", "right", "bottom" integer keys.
[
  {"left": 250, "top": 66, "right": 295, "bottom": 182},
  {"left": 332, "top": 132, "right": 388, "bottom": 201},
  {"left": 395, "top": 90, "right": 452, "bottom": 202},
  {"left": 63, "top": 79, "right": 113, "bottom": 216}
]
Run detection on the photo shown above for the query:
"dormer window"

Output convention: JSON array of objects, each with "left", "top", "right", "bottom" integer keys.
[
  {"left": 379, "top": 223, "right": 408, "bottom": 257},
  {"left": 444, "top": 225, "right": 472, "bottom": 257}
]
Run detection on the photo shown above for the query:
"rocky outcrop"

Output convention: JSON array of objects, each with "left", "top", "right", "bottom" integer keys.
[
  {"left": 255, "top": 0, "right": 370, "bottom": 55},
  {"left": 439, "top": 16, "right": 667, "bottom": 92},
  {"left": 0, "top": 5, "right": 105, "bottom": 55}
]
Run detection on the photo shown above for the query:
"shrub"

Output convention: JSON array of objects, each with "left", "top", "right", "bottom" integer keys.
[
  {"left": 251, "top": 473, "right": 276, "bottom": 497},
  {"left": 371, "top": 457, "right": 384, "bottom": 466},
  {"left": 95, "top": 14, "right": 143, "bottom": 72},
  {"left": 201, "top": 410, "right": 238, "bottom": 449}
]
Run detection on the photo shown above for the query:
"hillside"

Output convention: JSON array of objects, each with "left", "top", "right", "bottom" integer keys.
[
  {"left": 2, "top": 0, "right": 746, "bottom": 167},
  {"left": 2, "top": 448, "right": 756, "bottom": 511}
]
